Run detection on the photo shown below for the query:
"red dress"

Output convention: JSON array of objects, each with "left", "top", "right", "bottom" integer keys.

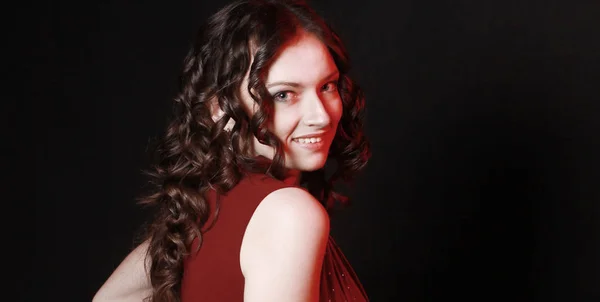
[{"left": 180, "top": 172, "right": 369, "bottom": 301}]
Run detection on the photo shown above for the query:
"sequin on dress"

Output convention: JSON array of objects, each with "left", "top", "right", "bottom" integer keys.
[{"left": 320, "top": 236, "right": 369, "bottom": 302}]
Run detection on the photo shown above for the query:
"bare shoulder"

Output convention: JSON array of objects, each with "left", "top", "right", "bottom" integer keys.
[
  {"left": 240, "top": 187, "right": 330, "bottom": 300},
  {"left": 242, "top": 187, "right": 330, "bottom": 248},
  {"left": 257, "top": 187, "right": 329, "bottom": 229}
]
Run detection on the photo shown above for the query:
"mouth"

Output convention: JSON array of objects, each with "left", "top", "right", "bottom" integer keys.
[
  {"left": 290, "top": 133, "right": 328, "bottom": 151},
  {"left": 291, "top": 136, "right": 323, "bottom": 144}
]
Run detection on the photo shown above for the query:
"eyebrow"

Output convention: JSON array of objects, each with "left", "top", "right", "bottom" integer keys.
[{"left": 266, "top": 71, "right": 340, "bottom": 89}]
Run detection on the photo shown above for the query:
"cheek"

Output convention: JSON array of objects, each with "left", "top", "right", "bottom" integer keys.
[
  {"left": 271, "top": 110, "right": 298, "bottom": 140},
  {"left": 330, "top": 97, "right": 344, "bottom": 125}
]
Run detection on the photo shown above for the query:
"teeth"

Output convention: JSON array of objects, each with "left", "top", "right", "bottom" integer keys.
[{"left": 294, "top": 137, "right": 322, "bottom": 144}]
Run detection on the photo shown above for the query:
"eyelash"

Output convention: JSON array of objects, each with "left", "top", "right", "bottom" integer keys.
[
  {"left": 271, "top": 80, "right": 339, "bottom": 102},
  {"left": 273, "top": 91, "right": 293, "bottom": 102},
  {"left": 321, "top": 81, "right": 339, "bottom": 92}
]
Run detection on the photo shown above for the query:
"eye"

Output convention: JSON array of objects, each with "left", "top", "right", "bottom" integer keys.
[
  {"left": 272, "top": 91, "right": 295, "bottom": 102},
  {"left": 321, "top": 81, "right": 339, "bottom": 92}
]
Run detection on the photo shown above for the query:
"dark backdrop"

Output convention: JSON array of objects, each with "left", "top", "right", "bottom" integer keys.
[{"left": 27, "top": 0, "right": 599, "bottom": 301}]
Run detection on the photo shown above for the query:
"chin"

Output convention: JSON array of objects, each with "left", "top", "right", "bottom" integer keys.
[{"left": 291, "top": 154, "right": 328, "bottom": 172}]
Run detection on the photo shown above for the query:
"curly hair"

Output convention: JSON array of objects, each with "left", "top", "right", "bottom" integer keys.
[{"left": 139, "top": 0, "right": 370, "bottom": 301}]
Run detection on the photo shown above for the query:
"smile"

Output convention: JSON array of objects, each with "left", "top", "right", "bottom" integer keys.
[{"left": 292, "top": 137, "right": 323, "bottom": 144}]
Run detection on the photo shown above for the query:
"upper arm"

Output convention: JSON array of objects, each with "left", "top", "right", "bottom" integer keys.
[
  {"left": 93, "top": 240, "right": 152, "bottom": 302},
  {"left": 240, "top": 187, "right": 330, "bottom": 302}
]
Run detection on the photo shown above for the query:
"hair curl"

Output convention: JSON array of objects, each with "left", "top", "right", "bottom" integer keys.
[{"left": 139, "top": 0, "right": 370, "bottom": 301}]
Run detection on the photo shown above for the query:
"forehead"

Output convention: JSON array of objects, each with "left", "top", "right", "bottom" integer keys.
[{"left": 266, "top": 33, "right": 338, "bottom": 85}]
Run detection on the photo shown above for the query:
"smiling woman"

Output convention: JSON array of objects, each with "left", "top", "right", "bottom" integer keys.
[
  {"left": 93, "top": 0, "right": 370, "bottom": 301},
  {"left": 246, "top": 32, "right": 343, "bottom": 172}
]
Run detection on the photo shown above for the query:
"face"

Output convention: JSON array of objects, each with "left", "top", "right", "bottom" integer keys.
[{"left": 240, "top": 32, "right": 343, "bottom": 172}]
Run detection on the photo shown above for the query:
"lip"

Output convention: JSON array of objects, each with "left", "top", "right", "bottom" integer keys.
[
  {"left": 292, "top": 131, "right": 328, "bottom": 140},
  {"left": 292, "top": 138, "right": 326, "bottom": 151},
  {"left": 291, "top": 131, "right": 329, "bottom": 151}
]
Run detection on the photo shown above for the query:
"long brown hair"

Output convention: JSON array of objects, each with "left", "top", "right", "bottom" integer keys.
[{"left": 139, "top": 0, "right": 370, "bottom": 301}]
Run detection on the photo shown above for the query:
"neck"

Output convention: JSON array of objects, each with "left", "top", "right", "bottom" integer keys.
[{"left": 283, "top": 168, "right": 301, "bottom": 186}]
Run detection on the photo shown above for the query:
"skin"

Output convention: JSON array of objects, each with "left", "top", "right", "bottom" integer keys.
[
  {"left": 94, "top": 31, "right": 341, "bottom": 302},
  {"left": 240, "top": 31, "right": 340, "bottom": 301},
  {"left": 245, "top": 31, "right": 342, "bottom": 174},
  {"left": 93, "top": 241, "right": 152, "bottom": 301}
]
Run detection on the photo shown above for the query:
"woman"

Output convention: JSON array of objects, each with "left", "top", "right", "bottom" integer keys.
[{"left": 94, "top": 0, "right": 370, "bottom": 301}]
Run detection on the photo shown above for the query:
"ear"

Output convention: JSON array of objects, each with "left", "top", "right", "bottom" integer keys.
[
  {"left": 209, "top": 97, "right": 235, "bottom": 131},
  {"left": 209, "top": 97, "right": 225, "bottom": 122}
]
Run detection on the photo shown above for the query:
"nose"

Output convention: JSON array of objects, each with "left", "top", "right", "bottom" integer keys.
[{"left": 302, "top": 94, "right": 331, "bottom": 128}]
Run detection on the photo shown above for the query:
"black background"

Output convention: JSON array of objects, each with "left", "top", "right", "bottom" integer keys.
[{"left": 26, "top": 0, "right": 600, "bottom": 301}]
